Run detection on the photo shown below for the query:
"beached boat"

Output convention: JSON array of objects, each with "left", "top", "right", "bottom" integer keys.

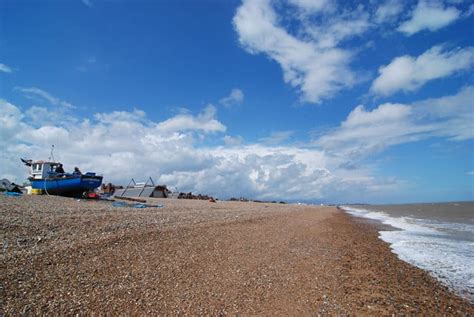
[{"left": 21, "top": 159, "right": 103, "bottom": 197}]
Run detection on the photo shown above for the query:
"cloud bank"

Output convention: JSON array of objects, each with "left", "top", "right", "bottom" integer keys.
[
  {"left": 316, "top": 85, "right": 474, "bottom": 159},
  {"left": 1, "top": 86, "right": 472, "bottom": 202},
  {"left": 0, "top": 98, "right": 402, "bottom": 202}
]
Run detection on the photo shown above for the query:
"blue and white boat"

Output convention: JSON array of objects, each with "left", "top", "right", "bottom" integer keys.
[{"left": 22, "top": 159, "right": 103, "bottom": 197}]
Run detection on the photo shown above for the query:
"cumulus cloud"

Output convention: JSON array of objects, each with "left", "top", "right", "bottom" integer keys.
[
  {"left": 233, "top": 0, "right": 472, "bottom": 104},
  {"left": 398, "top": 0, "right": 461, "bottom": 35},
  {"left": 0, "top": 98, "right": 402, "bottom": 202},
  {"left": 316, "top": 103, "right": 431, "bottom": 157},
  {"left": 0, "top": 63, "right": 13, "bottom": 73},
  {"left": 219, "top": 88, "right": 244, "bottom": 107},
  {"left": 2, "top": 87, "right": 472, "bottom": 202},
  {"left": 371, "top": 45, "right": 474, "bottom": 96},
  {"left": 156, "top": 105, "right": 226, "bottom": 133},
  {"left": 223, "top": 135, "right": 244, "bottom": 146},
  {"left": 1, "top": 102, "right": 225, "bottom": 185},
  {"left": 374, "top": 0, "right": 404, "bottom": 24},
  {"left": 233, "top": 0, "right": 359, "bottom": 103},
  {"left": 315, "top": 85, "right": 474, "bottom": 158},
  {"left": 15, "top": 87, "right": 75, "bottom": 109},
  {"left": 0, "top": 100, "right": 24, "bottom": 146}
]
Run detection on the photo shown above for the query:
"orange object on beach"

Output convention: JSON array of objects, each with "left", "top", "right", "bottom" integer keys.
[{"left": 86, "top": 192, "right": 99, "bottom": 199}]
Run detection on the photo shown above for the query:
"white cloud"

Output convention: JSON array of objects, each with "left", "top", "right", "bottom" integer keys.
[
  {"left": 223, "top": 135, "right": 244, "bottom": 146},
  {"left": 24, "top": 106, "right": 78, "bottom": 127},
  {"left": 316, "top": 103, "right": 431, "bottom": 158},
  {"left": 412, "top": 85, "right": 474, "bottom": 141},
  {"left": 219, "top": 88, "right": 244, "bottom": 107},
  {"left": 15, "top": 87, "right": 75, "bottom": 109},
  {"left": 288, "top": 0, "right": 332, "bottom": 14},
  {"left": 374, "top": 0, "right": 404, "bottom": 24},
  {"left": 371, "top": 45, "right": 474, "bottom": 96},
  {"left": 315, "top": 85, "right": 474, "bottom": 158},
  {"left": 398, "top": 0, "right": 461, "bottom": 35},
  {"left": 0, "top": 99, "right": 25, "bottom": 147},
  {"left": 259, "top": 131, "right": 294, "bottom": 145},
  {"left": 0, "top": 99, "right": 401, "bottom": 202},
  {"left": 0, "top": 63, "right": 13, "bottom": 73},
  {"left": 156, "top": 105, "right": 226, "bottom": 133},
  {"left": 233, "top": 0, "right": 471, "bottom": 104},
  {"left": 2, "top": 87, "right": 472, "bottom": 202},
  {"left": 466, "top": 4, "right": 474, "bottom": 17},
  {"left": 233, "top": 0, "right": 358, "bottom": 103},
  {"left": 21, "top": 126, "right": 71, "bottom": 145},
  {"left": 303, "top": 7, "right": 371, "bottom": 49},
  {"left": 95, "top": 108, "right": 147, "bottom": 124}
]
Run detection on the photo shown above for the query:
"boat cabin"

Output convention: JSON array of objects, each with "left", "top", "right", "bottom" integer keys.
[{"left": 30, "top": 161, "right": 62, "bottom": 179}]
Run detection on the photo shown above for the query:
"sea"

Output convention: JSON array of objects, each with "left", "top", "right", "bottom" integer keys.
[{"left": 341, "top": 201, "right": 474, "bottom": 303}]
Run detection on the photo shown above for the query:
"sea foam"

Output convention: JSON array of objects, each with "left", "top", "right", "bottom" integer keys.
[{"left": 341, "top": 206, "right": 474, "bottom": 303}]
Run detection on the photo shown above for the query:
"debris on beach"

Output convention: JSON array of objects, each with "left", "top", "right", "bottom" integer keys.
[
  {"left": 3, "top": 191, "right": 22, "bottom": 197},
  {"left": 114, "top": 196, "right": 147, "bottom": 203},
  {"left": 0, "top": 179, "right": 23, "bottom": 193},
  {"left": 111, "top": 201, "right": 164, "bottom": 208}
]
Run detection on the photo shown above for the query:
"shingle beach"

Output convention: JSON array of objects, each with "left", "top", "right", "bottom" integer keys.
[{"left": 1, "top": 195, "right": 472, "bottom": 314}]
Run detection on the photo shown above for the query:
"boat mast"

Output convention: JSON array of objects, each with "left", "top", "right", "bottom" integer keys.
[{"left": 48, "top": 144, "right": 55, "bottom": 162}]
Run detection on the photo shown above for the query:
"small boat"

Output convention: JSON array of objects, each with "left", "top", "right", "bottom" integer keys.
[{"left": 21, "top": 159, "right": 103, "bottom": 197}]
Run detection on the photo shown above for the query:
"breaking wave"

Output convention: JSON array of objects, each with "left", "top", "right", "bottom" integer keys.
[{"left": 341, "top": 206, "right": 474, "bottom": 303}]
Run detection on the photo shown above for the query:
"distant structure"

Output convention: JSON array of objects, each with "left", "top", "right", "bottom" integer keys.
[
  {"left": 112, "top": 177, "right": 216, "bottom": 201},
  {"left": 113, "top": 177, "right": 171, "bottom": 199}
]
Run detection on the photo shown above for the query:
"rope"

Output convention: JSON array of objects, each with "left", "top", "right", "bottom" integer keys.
[{"left": 43, "top": 175, "right": 52, "bottom": 196}]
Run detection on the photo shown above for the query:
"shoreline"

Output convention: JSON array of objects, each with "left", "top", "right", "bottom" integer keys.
[
  {"left": 1, "top": 195, "right": 472, "bottom": 314},
  {"left": 340, "top": 203, "right": 474, "bottom": 303}
]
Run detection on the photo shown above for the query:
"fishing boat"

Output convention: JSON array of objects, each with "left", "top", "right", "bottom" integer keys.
[{"left": 21, "top": 159, "right": 103, "bottom": 197}]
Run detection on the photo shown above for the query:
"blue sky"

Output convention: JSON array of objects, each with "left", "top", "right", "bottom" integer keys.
[{"left": 1, "top": 0, "right": 473, "bottom": 203}]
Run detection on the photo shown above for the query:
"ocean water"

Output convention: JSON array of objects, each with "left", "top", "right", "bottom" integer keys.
[{"left": 341, "top": 202, "right": 474, "bottom": 303}]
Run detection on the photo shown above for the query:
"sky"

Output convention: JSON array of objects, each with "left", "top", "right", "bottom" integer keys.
[{"left": 0, "top": 0, "right": 473, "bottom": 204}]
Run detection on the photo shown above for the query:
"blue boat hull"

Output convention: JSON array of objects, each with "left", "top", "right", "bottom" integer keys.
[{"left": 31, "top": 175, "right": 103, "bottom": 197}]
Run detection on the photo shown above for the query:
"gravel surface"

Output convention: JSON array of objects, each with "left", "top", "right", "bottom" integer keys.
[{"left": 1, "top": 195, "right": 472, "bottom": 314}]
